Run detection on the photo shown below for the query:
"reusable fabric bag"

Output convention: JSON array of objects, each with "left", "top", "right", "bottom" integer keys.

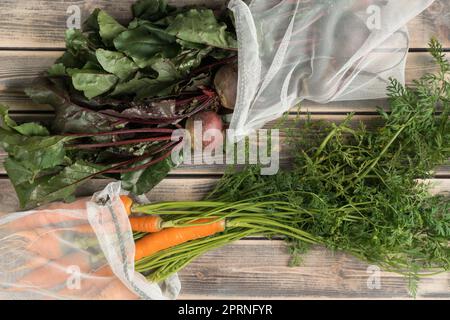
[
  {"left": 0, "top": 182, "right": 180, "bottom": 300},
  {"left": 228, "top": 0, "right": 436, "bottom": 140}
]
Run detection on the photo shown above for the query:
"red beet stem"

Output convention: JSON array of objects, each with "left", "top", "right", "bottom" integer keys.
[
  {"left": 98, "top": 95, "right": 216, "bottom": 125},
  {"left": 149, "top": 138, "right": 182, "bottom": 155},
  {"left": 75, "top": 152, "right": 154, "bottom": 182},
  {"left": 69, "top": 136, "right": 173, "bottom": 150},
  {"left": 62, "top": 128, "right": 174, "bottom": 137},
  {"left": 191, "top": 55, "right": 237, "bottom": 76},
  {"left": 175, "top": 93, "right": 209, "bottom": 107}
]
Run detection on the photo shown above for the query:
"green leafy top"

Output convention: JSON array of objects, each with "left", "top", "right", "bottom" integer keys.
[
  {"left": 134, "top": 39, "right": 450, "bottom": 293},
  {"left": 0, "top": 0, "right": 234, "bottom": 208},
  {"left": 46, "top": 0, "right": 236, "bottom": 101},
  {"left": 207, "top": 38, "right": 450, "bottom": 286},
  {"left": 166, "top": 9, "right": 238, "bottom": 49}
]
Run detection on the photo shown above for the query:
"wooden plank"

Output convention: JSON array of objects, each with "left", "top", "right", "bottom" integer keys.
[
  {"left": 178, "top": 240, "right": 450, "bottom": 299},
  {"left": 0, "top": 1, "right": 448, "bottom": 49},
  {"left": 0, "top": 51, "right": 448, "bottom": 112},
  {"left": 411, "top": 0, "right": 450, "bottom": 48},
  {"left": 0, "top": 51, "right": 59, "bottom": 97}
]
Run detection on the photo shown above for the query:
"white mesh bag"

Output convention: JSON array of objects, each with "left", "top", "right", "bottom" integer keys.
[
  {"left": 0, "top": 182, "right": 180, "bottom": 300},
  {"left": 228, "top": 0, "right": 436, "bottom": 140}
]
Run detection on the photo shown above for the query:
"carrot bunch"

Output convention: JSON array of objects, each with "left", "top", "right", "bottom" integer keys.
[
  {"left": 3, "top": 195, "right": 227, "bottom": 298},
  {"left": 129, "top": 197, "right": 321, "bottom": 283},
  {"left": 125, "top": 196, "right": 226, "bottom": 262}
]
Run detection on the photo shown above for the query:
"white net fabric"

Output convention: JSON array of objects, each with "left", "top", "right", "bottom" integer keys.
[
  {"left": 0, "top": 182, "right": 180, "bottom": 300},
  {"left": 228, "top": 0, "right": 436, "bottom": 140}
]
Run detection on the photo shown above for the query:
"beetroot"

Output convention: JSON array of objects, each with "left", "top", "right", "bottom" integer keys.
[
  {"left": 185, "top": 111, "right": 224, "bottom": 149},
  {"left": 214, "top": 63, "right": 238, "bottom": 110}
]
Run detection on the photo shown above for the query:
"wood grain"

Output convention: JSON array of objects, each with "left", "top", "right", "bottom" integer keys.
[
  {"left": 0, "top": 0, "right": 448, "bottom": 49},
  {"left": 0, "top": 52, "right": 448, "bottom": 112},
  {"left": 178, "top": 240, "right": 450, "bottom": 299}
]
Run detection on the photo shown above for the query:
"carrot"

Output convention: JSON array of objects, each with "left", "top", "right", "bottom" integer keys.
[
  {"left": 7, "top": 223, "right": 97, "bottom": 263},
  {"left": 6, "top": 196, "right": 131, "bottom": 231},
  {"left": 39, "top": 197, "right": 90, "bottom": 211},
  {"left": 129, "top": 216, "right": 162, "bottom": 233},
  {"left": 62, "top": 224, "right": 94, "bottom": 234},
  {"left": 12, "top": 228, "right": 65, "bottom": 260},
  {"left": 5, "top": 211, "right": 84, "bottom": 231},
  {"left": 9, "top": 254, "right": 50, "bottom": 275},
  {"left": 120, "top": 195, "right": 133, "bottom": 216},
  {"left": 58, "top": 264, "right": 114, "bottom": 298},
  {"left": 91, "top": 264, "right": 114, "bottom": 277},
  {"left": 14, "top": 251, "right": 93, "bottom": 289},
  {"left": 134, "top": 218, "right": 225, "bottom": 261},
  {"left": 4, "top": 197, "right": 89, "bottom": 231},
  {"left": 95, "top": 279, "right": 139, "bottom": 300}
]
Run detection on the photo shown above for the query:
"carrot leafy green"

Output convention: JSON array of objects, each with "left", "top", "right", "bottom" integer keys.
[{"left": 133, "top": 39, "right": 450, "bottom": 296}]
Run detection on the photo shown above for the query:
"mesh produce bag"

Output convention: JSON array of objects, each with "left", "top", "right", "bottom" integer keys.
[
  {"left": 0, "top": 182, "right": 180, "bottom": 300},
  {"left": 228, "top": 0, "right": 436, "bottom": 140}
]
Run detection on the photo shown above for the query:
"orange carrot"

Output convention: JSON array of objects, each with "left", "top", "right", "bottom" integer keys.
[
  {"left": 15, "top": 251, "right": 93, "bottom": 289},
  {"left": 13, "top": 228, "right": 65, "bottom": 260},
  {"left": 120, "top": 195, "right": 133, "bottom": 216},
  {"left": 11, "top": 254, "right": 50, "bottom": 275},
  {"left": 6, "top": 196, "right": 131, "bottom": 231},
  {"left": 4, "top": 197, "right": 89, "bottom": 231},
  {"left": 129, "top": 216, "right": 162, "bottom": 233},
  {"left": 63, "top": 224, "right": 94, "bottom": 234},
  {"left": 39, "top": 197, "right": 90, "bottom": 211},
  {"left": 5, "top": 211, "right": 84, "bottom": 231},
  {"left": 58, "top": 264, "right": 114, "bottom": 298},
  {"left": 8, "top": 224, "right": 96, "bottom": 263},
  {"left": 91, "top": 264, "right": 114, "bottom": 277},
  {"left": 134, "top": 218, "right": 225, "bottom": 261},
  {"left": 95, "top": 279, "right": 139, "bottom": 300}
]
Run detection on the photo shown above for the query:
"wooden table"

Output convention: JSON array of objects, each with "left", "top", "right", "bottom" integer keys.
[{"left": 0, "top": 0, "right": 449, "bottom": 299}]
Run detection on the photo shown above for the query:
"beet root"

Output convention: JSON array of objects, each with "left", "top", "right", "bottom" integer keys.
[
  {"left": 214, "top": 63, "right": 238, "bottom": 110},
  {"left": 185, "top": 111, "right": 224, "bottom": 149}
]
